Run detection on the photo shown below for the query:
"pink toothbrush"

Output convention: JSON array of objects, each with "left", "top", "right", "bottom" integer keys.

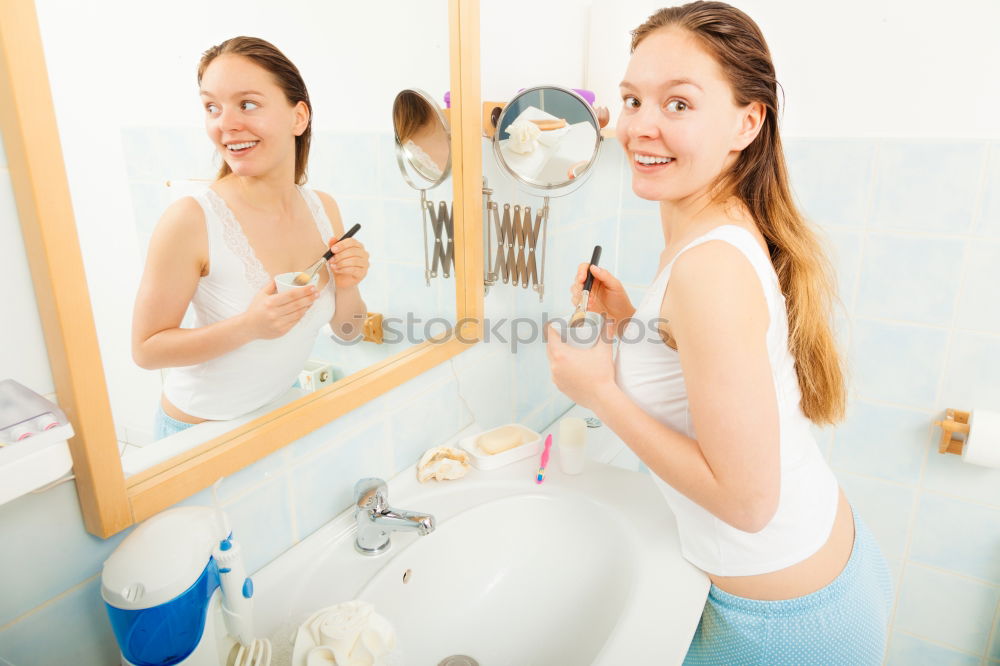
[{"left": 536, "top": 434, "right": 553, "bottom": 484}]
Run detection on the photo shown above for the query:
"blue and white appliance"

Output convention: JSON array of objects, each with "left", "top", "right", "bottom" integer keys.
[{"left": 101, "top": 507, "right": 269, "bottom": 665}]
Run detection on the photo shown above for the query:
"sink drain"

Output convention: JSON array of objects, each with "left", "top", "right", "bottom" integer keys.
[{"left": 438, "top": 656, "right": 479, "bottom": 666}]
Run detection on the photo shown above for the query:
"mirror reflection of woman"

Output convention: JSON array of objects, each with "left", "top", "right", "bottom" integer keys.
[
  {"left": 132, "top": 37, "right": 369, "bottom": 439},
  {"left": 547, "top": 3, "right": 892, "bottom": 664},
  {"left": 393, "top": 91, "right": 449, "bottom": 181}
]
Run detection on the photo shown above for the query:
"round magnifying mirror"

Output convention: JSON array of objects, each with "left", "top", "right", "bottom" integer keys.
[
  {"left": 392, "top": 88, "right": 451, "bottom": 190},
  {"left": 493, "top": 86, "right": 601, "bottom": 196}
]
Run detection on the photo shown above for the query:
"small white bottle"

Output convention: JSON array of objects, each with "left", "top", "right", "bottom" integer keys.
[{"left": 558, "top": 417, "right": 587, "bottom": 474}]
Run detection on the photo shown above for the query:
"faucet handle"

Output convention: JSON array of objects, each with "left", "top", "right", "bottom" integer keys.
[{"left": 354, "top": 478, "right": 388, "bottom": 514}]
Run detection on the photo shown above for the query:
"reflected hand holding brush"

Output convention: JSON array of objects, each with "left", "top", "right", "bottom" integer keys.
[{"left": 292, "top": 223, "right": 362, "bottom": 286}]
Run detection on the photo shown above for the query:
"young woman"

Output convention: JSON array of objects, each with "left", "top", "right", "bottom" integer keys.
[
  {"left": 546, "top": 3, "right": 892, "bottom": 664},
  {"left": 132, "top": 37, "right": 369, "bottom": 439}
]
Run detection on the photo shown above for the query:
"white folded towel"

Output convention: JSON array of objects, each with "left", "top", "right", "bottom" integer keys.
[
  {"left": 292, "top": 600, "right": 397, "bottom": 666},
  {"left": 504, "top": 117, "right": 542, "bottom": 154}
]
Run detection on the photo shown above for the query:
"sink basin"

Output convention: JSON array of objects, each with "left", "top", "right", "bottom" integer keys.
[
  {"left": 358, "top": 494, "right": 632, "bottom": 664},
  {"left": 252, "top": 424, "right": 709, "bottom": 665}
]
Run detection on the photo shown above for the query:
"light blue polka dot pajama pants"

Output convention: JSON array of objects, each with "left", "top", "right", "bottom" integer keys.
[{"left": 683, "top": 510, "right": 894, "bottom": 665}]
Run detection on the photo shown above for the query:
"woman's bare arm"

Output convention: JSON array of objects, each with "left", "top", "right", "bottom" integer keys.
[
  {"left": 591, "top": 240, "right": 781, "bottom": 532},
  {"left": 132, "top": 197, "right": 317, "bottom": 369},
  {"left": 317, "top": 191, "right": 368, "bottom": 340}
]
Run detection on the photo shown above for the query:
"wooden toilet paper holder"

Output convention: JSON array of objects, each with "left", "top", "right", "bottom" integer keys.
[{"left": 933, "top": 408, "right": 969, "bottom": 456}]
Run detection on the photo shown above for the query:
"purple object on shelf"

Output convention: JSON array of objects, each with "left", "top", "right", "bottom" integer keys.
[
  {"left": 443, "top": 91, "right": 451, "bottom": 108},
  {"left": 572, "top": 88, "right": 596, "bottom": 105}
]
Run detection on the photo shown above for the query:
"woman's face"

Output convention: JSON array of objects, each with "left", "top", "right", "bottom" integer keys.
[
  {"left": 199, "top": 55, "right": 308, "bottom": 179},
  {"left": 616, "top": 27, "right": 760, "bottom": 204}
]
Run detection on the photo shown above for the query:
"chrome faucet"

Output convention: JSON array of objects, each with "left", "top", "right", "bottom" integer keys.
[{"left": 354, "top": 478, "right": 435, "bottom": 555}]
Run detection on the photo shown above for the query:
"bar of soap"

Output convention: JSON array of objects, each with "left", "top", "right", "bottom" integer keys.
[{"left": 477, "top": 426, "right": 525, "bottom": 455}]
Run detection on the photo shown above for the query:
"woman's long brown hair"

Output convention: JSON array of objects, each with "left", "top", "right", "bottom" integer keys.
[
  {"left": 632, "top": 2, "right": 846, "bottom": 424},
  {"left": 198, "top": 36, "right": 312, "bottom": 185}
]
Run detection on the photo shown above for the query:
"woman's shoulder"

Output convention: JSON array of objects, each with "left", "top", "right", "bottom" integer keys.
[
  {"left": 156, "top": 196, "right": 207, "bottom": 233},
  {"left": 308, "top": 189, "right": 343, "bottom": 234},
  {"left": 664, "top": 226, "right": 770, "bottom": 316},
  {"left": 148, "top": 196, "right": 209, "bottom": 260}
]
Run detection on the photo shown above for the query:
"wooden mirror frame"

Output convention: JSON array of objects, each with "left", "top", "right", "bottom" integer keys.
[{"left": 0, "top": 0, "right": 483, "bottom": 538}]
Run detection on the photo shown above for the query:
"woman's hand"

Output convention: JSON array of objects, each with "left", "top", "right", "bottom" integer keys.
[
  {"left": 243, "top": 279, "right": 319, "bottom": 339},
  {"left": 545, "top": 321, "right": 619, "bottom": 410},
  {"left": 571, "top": 264, "right": 636, "bottom": 326},
  {"left": 327, "top": 237, "right": 369, "bottom": 289}
]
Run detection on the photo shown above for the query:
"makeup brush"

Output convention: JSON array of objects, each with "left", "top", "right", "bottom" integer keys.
[
  {"left": 292, "top": 223, "right": 361, "bottom": 286},
  {"left": 570, "top": 245, "right": 602, "bottom": 327}
]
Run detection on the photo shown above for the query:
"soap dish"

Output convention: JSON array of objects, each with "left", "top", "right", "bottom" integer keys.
[{"left": 459, "top": 424, "right": 543, "bottom": 470}]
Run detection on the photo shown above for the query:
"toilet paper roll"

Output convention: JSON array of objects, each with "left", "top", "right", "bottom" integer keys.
[{"left": 962, "top": 409, "right": 1000, "bottom": 469}]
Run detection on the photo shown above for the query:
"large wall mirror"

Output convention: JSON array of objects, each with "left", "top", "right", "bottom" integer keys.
[{"left": 0, "top": 0, "right": 483, "bottom": 537}]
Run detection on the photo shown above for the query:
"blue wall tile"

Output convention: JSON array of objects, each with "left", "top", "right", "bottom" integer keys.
[
  {"left": 939, "top": 332, "right": 1000, "bottom": 410},
  {"left": 954, "top": 240, "right": 1000, "bottom": 334},
  {"left": 922, "top": 439, "right": 1000, "bottom": 507},
  {"left": 831, "top": 401, "right": 930, "bottom": 485},
  {"left": 991, "top": 608, "right": 1000, "bottom": 660},
  {"left": 0, "top": 482, "right": 128, "bottom": 627},
  {"left": 785, "top": 139, "right": 875, "bottom": 228},
  {"left": 388, "top": 377, "right": 464, "bottom": 471},
  {"left": 819, "top": 227, "right": 863, "bottom": 310},
  {"left": 886, "top": 632, "right": 982, "bottom": 666},
  {"left": 223, "top": 476, "right": 295, "bottom": 575},
  {"left": 870, "top": 141, "right": 986, "bottom": 233},
  {"left": 837, "top": 472, "right": 915, "bottom": 560},
  {"left": 291, "top": 420, "right": 392, "bottom": 540},
  {"left": 617, "top": 210, "right": 662, "bottom": 286},
  {"left": 977, "top": 142, "right": 1000, "bottom": 238},
  {"left": 309, "top": 132, "right": 379, "bottom": 198},
  {"left": 0, "top": 577, "right": 120, "bottom": 666},
  {"left": 894, "top": 563, "right": 999, "bottom": 654},
  {"left": 908, "top": 493, "right": 1000, "bottom": 584},
  {"left": 855, "top": 233, "right": 963, "bottom": 325},
  {"left": 851, "top": 319, "right": 948, "bottom": 408}
]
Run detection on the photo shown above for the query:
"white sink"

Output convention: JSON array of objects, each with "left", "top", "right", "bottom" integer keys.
[{"left": 253, "top": 423, "right": 709, "bottom": 665}]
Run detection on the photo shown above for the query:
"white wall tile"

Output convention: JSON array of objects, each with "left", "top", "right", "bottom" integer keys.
[
  {"left": 856, "top": 233, "right": 964, "bottom": 325},
  {"left": 894, "top": 563, "right": 999, "bottom": 654}
]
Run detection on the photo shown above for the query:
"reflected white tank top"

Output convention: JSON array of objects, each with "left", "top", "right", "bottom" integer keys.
[
  {"left": 615, "top": 225, "right": 838, "bottom": 576},
  {"left": 162, "top": 187, "right": 336, "bottom": 420}
]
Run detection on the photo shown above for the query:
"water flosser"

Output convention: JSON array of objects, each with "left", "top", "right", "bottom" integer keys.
[
  {"left": 212, "top": 485, "right": 255, "bottom": 647},
  {"left": 213, "top": 535, "right": 255, "bottom": 646}
]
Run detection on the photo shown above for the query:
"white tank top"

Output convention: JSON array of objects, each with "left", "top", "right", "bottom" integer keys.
[
  {"left": 615, "top": 225, "right": 838, "bottom": 576},
  {"left": 162, "top": 186, "right": 336, "bottom": 420}
]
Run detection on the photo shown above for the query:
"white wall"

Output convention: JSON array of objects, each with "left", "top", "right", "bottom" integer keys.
[
  {"left": 485, "top": 0, "right": 1000, "bottom": 138},
  {"left": 584, "top": 0, "right": 1000, "bottom": 138},
  {"left": 0, "top": 135, "right": 54, "bottom": 397}
]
